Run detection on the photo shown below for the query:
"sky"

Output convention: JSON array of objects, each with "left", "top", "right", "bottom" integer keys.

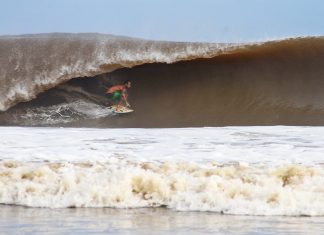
[{"left": 1, "top": 0, "right": 324, "bottom": 42}]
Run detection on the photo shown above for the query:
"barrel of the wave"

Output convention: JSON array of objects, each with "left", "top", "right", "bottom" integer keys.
[{"left": 106, "top": 80, "right": 134, "bottom": 114}]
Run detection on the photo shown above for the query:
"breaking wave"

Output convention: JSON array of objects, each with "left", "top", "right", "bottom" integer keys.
[
  {"left": 1, "top": 33, "right": 324, "bottom": 127},
  {"left": 0, "top": 159, "right": 323, "bottom": 216},
  {"left": 0, "top": 33, "right": 242, "bottom": 111}
]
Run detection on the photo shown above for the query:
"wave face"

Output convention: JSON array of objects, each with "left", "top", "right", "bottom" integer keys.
[{"left": 1, "top": 34, "right": 324, "bottom": 127}]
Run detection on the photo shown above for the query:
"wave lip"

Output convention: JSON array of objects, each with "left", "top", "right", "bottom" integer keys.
[{"left": 0, "top": 33, "right": 245, "bottom": 111}]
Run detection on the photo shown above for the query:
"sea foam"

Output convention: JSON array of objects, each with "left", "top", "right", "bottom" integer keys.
[{"left": 0, "top": 126, "right": 323, "bottom": 215}]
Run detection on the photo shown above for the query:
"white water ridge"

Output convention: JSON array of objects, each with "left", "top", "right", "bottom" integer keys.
[{"left": 0, "top": 126, "right": 323, "bottom": 216}]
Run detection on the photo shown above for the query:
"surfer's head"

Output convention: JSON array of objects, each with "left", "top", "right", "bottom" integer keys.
[{"left": 124, "top": 80, "right": 131, "bottom": 88}]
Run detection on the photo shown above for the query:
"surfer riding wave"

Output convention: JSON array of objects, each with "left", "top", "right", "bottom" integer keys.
[{"left": 106, "top": 80, "right": 132, "bottom": 111}]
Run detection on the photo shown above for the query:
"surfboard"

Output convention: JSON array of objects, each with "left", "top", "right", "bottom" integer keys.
[{"left": 108, "top": 105, "right": 134, "bottom": 114}]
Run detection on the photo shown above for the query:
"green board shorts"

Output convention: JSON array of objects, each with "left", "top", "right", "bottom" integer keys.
[{"left": 111, "top": 91, "right": 122, "bottom": 103}]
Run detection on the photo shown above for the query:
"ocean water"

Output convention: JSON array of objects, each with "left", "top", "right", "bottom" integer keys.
[
  {"left": 2, "top": 33, "right": 324, "bottom": 234},
  {"left": 0, "top": 126, "right": 323, "bottom": 234}
]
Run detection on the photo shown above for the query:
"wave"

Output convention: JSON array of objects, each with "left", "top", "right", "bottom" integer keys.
[
  {"left": 0, "top": 33, "right": 244, "bottom": 111},
  {"left": 0, "top": 159, "right": 323, "bottom": 216},
  {"left": 1, "top": 33, "right": 324, "bottom": 127}
]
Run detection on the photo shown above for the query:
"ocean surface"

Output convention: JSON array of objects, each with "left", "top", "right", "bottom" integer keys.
[{"left": 1, "top": 33, "right": 324, "bottom": 234}]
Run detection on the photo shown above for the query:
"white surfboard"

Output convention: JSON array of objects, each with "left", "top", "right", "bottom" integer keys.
[{"left": 108, "top": 105, "right": 134, "bottom": 114}]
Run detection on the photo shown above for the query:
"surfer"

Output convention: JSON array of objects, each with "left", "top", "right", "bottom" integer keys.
[{"left": 106, "top": 80, "right": 132, "bottom": 110}]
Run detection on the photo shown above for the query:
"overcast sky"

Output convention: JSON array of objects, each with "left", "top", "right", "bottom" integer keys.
[{"left": 1, "top": 0, "right": 323, "bottom": 42}]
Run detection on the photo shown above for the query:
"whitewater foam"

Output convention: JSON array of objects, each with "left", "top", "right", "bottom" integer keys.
[
  {"left": 0, "top": 126, "right": 323, "bottom": 215},
  {"left": 0, "top": 159, "right": 323, "bottom": 215}
]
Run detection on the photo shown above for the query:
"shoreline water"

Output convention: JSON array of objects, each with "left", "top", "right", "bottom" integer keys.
[{"left": 0, "top": 205, "right": 323, "bottom": 235}]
